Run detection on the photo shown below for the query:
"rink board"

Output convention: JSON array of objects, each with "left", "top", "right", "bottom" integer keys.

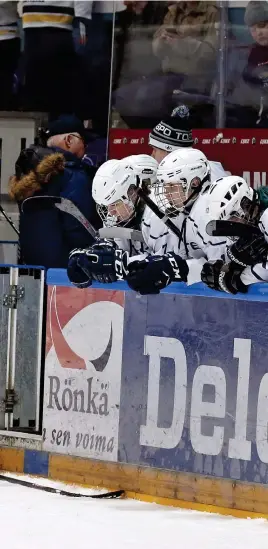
[{"left": 2, "top": 270, "right": 268, "bottom": 516}]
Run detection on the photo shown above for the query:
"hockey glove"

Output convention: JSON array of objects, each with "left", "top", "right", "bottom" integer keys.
[
  {"left": 81, "top": 240, "right": 129, "bottom": 283},
  {"left": 67, "top": 248, "right": 93, "bottom": 289},
  {"left": 201, "top": 260, "right": 247, "bottom": 295},
  {"left": 68, "top": 240, "right": 129, "bottom": 286},
  {"left": 226, "top": 234, "right": 268, "bottom": 267},
  {"left": 126, "top": 253, "right": 189, "bottom": 295}
]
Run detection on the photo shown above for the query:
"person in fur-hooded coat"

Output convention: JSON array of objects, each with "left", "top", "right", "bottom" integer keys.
[{"left": 9, "top": 146, "right": 95, "bottom": 268}]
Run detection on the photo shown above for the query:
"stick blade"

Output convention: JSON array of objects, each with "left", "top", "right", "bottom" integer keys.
[
  {"left": 99, "top": 227, "right": 145, "bottom": 243},
  {"left": 22, "top": 195, "right": 61, "bottom": 213},
  {"left": 206, "top": 219, "right": 261, "bottom": 238}
]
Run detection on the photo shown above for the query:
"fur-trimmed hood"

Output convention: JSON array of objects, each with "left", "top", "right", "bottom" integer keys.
[{"left": 9, "top": 152, "right": 65, "bottom": 203}]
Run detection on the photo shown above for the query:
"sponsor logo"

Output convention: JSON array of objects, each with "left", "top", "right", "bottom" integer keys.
[
  {"left": 240, "top": 139, "right": 250, "bottom": 144},
  {"left": 43, "top": 288, "right": 124, "bottom": 460},
  {"left": 202, "top": 139, "right": 211, "bottom": 144},
  {"left": 260, "top": 139, "right": 268, "bottom": 144},
  {"left": 140, "top": 336, "right": 263, "bottom": 463},
  {"left": 130, "top": 139, "right": 139, "bottom": 144}
]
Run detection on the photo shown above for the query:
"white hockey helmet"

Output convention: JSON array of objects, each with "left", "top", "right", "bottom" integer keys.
[
  {"left": 123, "top": 154, "right": 158, "bottom": 184},
  {"left": 205, "top": 176, "right": 255, "bottom": 222},
  {"left": 92, "top": 158, "right": 140, "bottom": 227},
  {"left": 154, "top": 147, "right": 211, "bottom": 215}
]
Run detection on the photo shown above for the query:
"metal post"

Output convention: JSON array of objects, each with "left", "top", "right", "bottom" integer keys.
[
  {"left": 5, "top": 267, "right": 19, "bottom": 429},
  {"left": 216, "top": 1, "right": 228, "bottom": 128},
  {"left": 106, "top": 2, "right": 117, "bottom": 160}
]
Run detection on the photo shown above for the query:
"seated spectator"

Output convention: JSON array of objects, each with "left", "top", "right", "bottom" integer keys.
[
  {"left": 226, "top": 1, "right": 268, "bottom": 127},
  {"left": 113, "top": 1, "right": 219, "bottom": 128},
  {"left": 9, "top": 115, "right": 98, "bottom": 269},
  {"left": 152, "top": 1, "right": 219, "bottom": 95}
]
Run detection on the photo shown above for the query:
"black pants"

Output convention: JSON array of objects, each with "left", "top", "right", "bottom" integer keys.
[
  {"left": 0, "top": 39, "right": 20, "bottom": 110},
  {"left": 23, "top": 28, "right": 86, "bottom": 116}
]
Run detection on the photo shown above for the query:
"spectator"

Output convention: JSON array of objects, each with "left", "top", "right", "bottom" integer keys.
[
  {"left": 113, "top": 1, "right": 219, "bottom": 128},
  {"left": 19, "top": 1, "right": 92, "bottom": 116},
  {"left": 9, "top": 115, "right": 98, "bottom": 268},
  {"left": 152, "top": 1, "right": 219, "bottom": 95},
  {"left": 0, "top": 1, "right": 20, "bottom": 110},
  {"left": 226, "top": 1, "right": 268, "bottom": 127}
]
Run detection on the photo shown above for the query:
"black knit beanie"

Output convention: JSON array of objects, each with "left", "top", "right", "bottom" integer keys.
[{"left": 148, "top": 105, "right": 194, "bottom": 152}]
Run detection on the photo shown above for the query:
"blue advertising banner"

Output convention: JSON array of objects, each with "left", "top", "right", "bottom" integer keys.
[{"left": 118, "top": 292, "right": 268, "bottom": 483}]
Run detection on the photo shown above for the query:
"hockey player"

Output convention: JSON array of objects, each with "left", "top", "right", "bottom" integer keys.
[
  {"left": 67, "top": 148, "right": 217, "bottom": 291},
  {"left": 148, "top": 106, "right": 227, "bottom": 181},
  {"left": 123, "top": 174, "right": 268, "bottom": 296},
  {"left": 200, "top": 177, "right": 268, "bottom": 294},
  {"left": 67, "top": 154, "right": 158, "bottom": 287}
]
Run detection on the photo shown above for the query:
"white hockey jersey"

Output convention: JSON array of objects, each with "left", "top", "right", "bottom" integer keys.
[
  {"left": 133, "top": 185, "right": 231, "bottom": 284},
  {"left": 183, "top": 191, "right": 232, "bottom": 283}
]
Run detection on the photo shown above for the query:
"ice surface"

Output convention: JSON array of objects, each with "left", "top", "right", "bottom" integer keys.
[{"left": 1, "top": 477, "right": 268, "bottom": 549}]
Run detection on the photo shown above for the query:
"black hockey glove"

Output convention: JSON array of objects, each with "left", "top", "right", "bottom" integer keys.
[
  {"left": 226, "top": 234, "right": 268, "bottom": 267},
  {"left": 201, "top": 260, "right": 247, "bottom": 295},
  {"left": 82, "top": 240, "right": 129, "bottom": 283},
  {"left": 126, "top": 253, "right": 189, "bottom": 295},
  {"left": 68, "top": 240, "right": 129, "bottom": 286}
]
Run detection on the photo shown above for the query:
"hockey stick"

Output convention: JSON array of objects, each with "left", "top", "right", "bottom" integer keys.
[
  {"left": 22, "top": 195, "right": 145, "bottom": 243},
  {"left": 0, "top": 474, "right": 124, "bottom": 499},
  {"left": 206, "top": 219, "right": 262, "bottom": 238},
  {"left": 137, "top": 186, "right": 183, "bottom": 240},
  {"left": 99, "top": 227, "right": 144, "bottom": 242},
  {"left": 0, "top": 204, "right": 19, "bottom": 236},
  {"left": 22, "top": 196, "right": 98, "bottom": 239}
]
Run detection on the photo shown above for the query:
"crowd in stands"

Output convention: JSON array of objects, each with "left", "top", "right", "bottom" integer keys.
[
  {"left": 112, "top": 0, "right": 268, "bottom": 129},
  {"left": 1, "top": 1, "right": 268, "bottom": 130},
  {"left": 3, "top": 0, "right": 268, "bottom": 272}
]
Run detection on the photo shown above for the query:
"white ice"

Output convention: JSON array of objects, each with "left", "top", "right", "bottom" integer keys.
[{"left": 1, "top": 476, "right": 268, "bottom": 549}]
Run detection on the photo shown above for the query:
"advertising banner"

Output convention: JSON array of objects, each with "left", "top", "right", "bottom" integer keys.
[
  {"left": 109, "top": 128, "right": 268, "bottom": 189},
  {"left": 118, "top": 291, "right": 268, "bottom": 483},
  {"left": 43, "top": 286, "right": 124, "bottom": 461}
]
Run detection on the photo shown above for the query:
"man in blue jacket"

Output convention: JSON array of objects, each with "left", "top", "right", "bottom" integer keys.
[{"left": 9, "top": 116, "right": 99, "bottom": 268}]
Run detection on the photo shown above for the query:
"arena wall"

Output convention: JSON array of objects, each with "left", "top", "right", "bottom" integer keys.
[{"left": 1, "top": 269, "right": 268, "bottom": 518}]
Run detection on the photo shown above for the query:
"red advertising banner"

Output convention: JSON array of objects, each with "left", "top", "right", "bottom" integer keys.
[{"left": 109, "top": 129, "right": 268, "bottom": 189}]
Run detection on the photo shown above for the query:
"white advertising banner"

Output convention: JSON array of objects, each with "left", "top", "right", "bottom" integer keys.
[{"left": 42, "top": 286, "right": 124, "bottom": 461}]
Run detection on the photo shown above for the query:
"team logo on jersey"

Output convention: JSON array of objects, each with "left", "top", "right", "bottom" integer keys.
[{"left": 190, "top": 242, "right": 201, "bottom": 250}]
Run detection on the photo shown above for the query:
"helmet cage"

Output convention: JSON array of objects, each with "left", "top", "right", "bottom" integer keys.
[
  {"left": 154, "top": 176, "right": 203, "bottom": 216},
  {"left": 97, "top": 185, "right": 139, "bottom": 227}
]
